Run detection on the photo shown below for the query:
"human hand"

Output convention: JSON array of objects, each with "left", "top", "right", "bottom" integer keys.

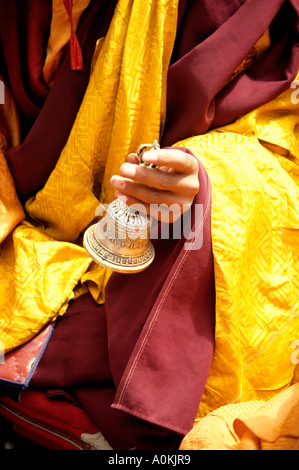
[{"left": 110, "top": 148, "right": 199, "bottom": 223}]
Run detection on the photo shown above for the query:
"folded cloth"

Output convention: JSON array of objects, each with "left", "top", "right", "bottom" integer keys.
[
  {"left": 179, "top": 381, "right": 299, "bottom": 450},
  {"left": 176, "top": 75, "right": 299, "bottom": 423},
  {"left": 42, "top": 0, "right": 91, "bottom": 87},
  {"left": 0, "top": 389, "right": 111, "bottom": 450},
  {"left": 0, "top": 74, "right": 24, "bottom": 244},
  {"left": 0, "top": 146, "right": 24, "bottom": 244},
  {"left": 29, "top": 152, "right": 215, "bottom": 449}
]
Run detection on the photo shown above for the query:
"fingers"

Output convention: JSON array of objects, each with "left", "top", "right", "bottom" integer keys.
[
  {"left": 117, "top": 163, "right": 197, "bottom": 197},
  {"left": 109, "top": 148, "right": 200, "bottom": 222},
  {"left": 114, "top": 148, "right": 199, "bottom": 194},
  {"left": 127, "top": 153, "right": 139, "bottom": 164},
  {"left": 141, "top": 148, "right": 198, "bottom": 174},
  {"left": 111, "top": 174, "right": 186, "bottom": 206}
]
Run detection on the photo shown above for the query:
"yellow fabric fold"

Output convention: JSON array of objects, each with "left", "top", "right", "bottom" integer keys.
[
  {"left": 0, "top": 147, "right": 25, "bottom": 244},
  {"left": 0, "top": 222, "right": 92, "bottom": 351},
  {"left": 180, "top": 380, "right": 299, "bottom": 450},
  {"left": 0, "top": 75, "right": 25, "bottom": 244},
  {"left": 176, "top": 73, "right": 299, "bottom": 422},
  {"left": 235, "top": 382, "right": 299, "bottom": 450},
  {"left": 180, "top": 400, "right": 264, "bottom": 450},
  {"left": 0, "top": 0, "right": 178, "bottom": 352}
]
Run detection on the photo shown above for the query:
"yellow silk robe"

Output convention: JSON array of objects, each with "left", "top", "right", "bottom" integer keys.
[{"left": 177, "top": 79, "right": 299, "bottom": 421}]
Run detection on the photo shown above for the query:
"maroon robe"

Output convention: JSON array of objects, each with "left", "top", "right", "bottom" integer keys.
[
  {"left": 163, "top": 0, "right": 299, "bottom": 145},
  {"left": 30, "top": 150, "right": 215, "bottom": 450},
  {"left": 1, "top": 0, "right": 117, "bottom": 201}
]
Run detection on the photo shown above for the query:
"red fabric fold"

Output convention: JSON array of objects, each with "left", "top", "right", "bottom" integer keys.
[
  {"left": 162, "top": 0, "right": 299, "bottom": 146},
  {"left": 109, "top": 152, "right": 214, "bottom": 435},
  {"left": 63, "top": 0, "right": 84, "bottom": 71},
  {"left": 0, "top": 390, "right": 99, "bottom": 450},
  {"left": 26, "top": 0, "right": 52, "bottom": 105},
  {"left": 3, "top": 0, "right": 117, "bottom": 201},
  {"left": 0, "top": 0, "right": 52, "bottom": 121}
]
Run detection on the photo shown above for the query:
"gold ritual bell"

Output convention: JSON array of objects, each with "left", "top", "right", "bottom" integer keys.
[{"left": 83, "top": 142, "right": 159, "bottom": 273}]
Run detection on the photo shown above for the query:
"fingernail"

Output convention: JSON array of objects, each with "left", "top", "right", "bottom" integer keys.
[
  {"left": 142, "top": 148, "right": 158, "bottom": 163},
  {"left": 111, "top": 176, "right": 126, "bottom": 190},
  {"left": 120, "top": 163, "right": 135, "bottom": 178}
]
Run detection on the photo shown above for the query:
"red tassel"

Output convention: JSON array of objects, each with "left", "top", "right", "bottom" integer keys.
[{"left": 63, "top": 0, "right": 83, "bottom": 71}]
